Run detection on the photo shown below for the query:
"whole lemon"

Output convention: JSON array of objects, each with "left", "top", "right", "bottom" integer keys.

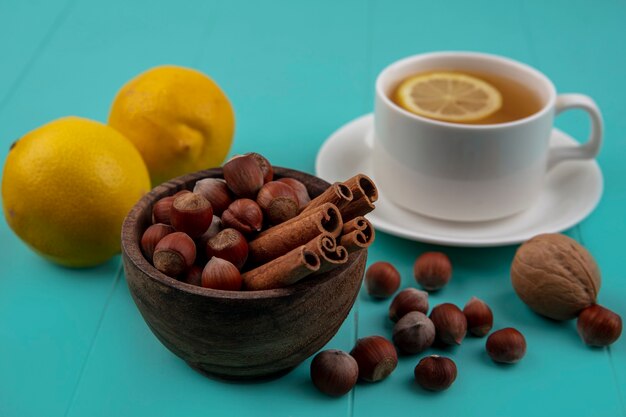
[
  {"left": 2, "top": 117, "right": 151, "bottom": 267},
  {"left": 108, "top": 65, "right": 235, "bottom": 185}
]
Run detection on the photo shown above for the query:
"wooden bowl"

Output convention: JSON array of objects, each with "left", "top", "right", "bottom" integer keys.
[{"left": 121, "top": 167, "right": 367, "bottom": 380}]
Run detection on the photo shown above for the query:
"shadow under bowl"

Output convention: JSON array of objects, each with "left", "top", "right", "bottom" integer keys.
[{"left": 121, "top": 167, "right": 367, "bottom": 380}]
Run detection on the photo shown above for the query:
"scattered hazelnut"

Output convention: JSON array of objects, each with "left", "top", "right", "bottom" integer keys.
[
  {"left": 152, "top": 196, "right": 175, "bottom": 225},
  {"left": 141, "top": 223, "right": 175, "bottom": 261},
  {"left": 153, "top": 232, "right": 196, "bottom": 277},
  {"left": 183, "top": 264, "right": 203, "bottom": 286},
  {"left": 429, "top": 303, "right": 467, "bottom": 346},
  {"left": 223, "top": 154, "right": 265, "bottom": 198},
  {"left": 278, "top": 177, "right": 311, "bottom": 210},
  {"left": 463, "top": 297, "right": 494, "bottom": 337},
  {"left": 193, "top": 178, "right": 233, "bottom": 216},
  {"left": 350, "top": 335, "right": 398, "bottom": 382},
  {"left": 414, "top": 355, "right": 457, "bottom": 391},
  {"left": 577, "top": 304, "right": 622, "bottom": 347},
  {"left": 247, "top": 152, "right": 273, "bottom": 183},
  {"left": 256, "top": 181, "right": 299, "bottom": 225},
  {"left": 392, "top": 311, "right": 436, "bottom": 354},
  {"left": 486, "top": 328, "right": 527, "bottom": 363},
  {"left": 206, "top": 228, "right": 249, "bottom": 270},
  {"left": 170, "top": 193, "right": 213, "bottom": 238},
  {"left": 365, "top": 262, "right": 401, "bottom": 298},
  {"left": 221, "top": 199, "right": 264, "bottom": 235},
  {"left": 310, "top": 349, "right": 358, "bottom": 397},
  {"left": 389, "top": 288, "right": 429, "bottom": 322},
  {"left": 511, "top": 233, "right": 600, "bottom": 320},
  {"left": 201, "top": 257, "right": 242, "bottom": 291},
  {"left": 413, "top": 252, "right": 452, "bottom": 291}
]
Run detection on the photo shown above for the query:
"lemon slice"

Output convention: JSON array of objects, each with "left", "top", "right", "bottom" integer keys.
[{"left": 396, "top": 72, "right": 502, "bottom": 123}]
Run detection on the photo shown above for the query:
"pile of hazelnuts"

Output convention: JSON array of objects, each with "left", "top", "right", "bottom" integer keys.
[
  {"left": 140, "top": 152, "right": 311, "bottom": 289},
  {"left": 310, "top": 252, "right": 526, "bottom": 397}
]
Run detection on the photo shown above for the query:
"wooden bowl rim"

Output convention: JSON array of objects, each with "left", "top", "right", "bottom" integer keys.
[{"left": 121, "top": 167, "right": 363, "bottom": 300}]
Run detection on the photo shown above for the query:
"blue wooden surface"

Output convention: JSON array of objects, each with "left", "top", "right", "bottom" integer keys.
[{"left": 0, "top": 1, "right": 624, "bottom": 416}]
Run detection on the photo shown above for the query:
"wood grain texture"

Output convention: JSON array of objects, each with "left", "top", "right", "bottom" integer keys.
[{"left": 121, "top": 167, "right": 366, "bottom": 379}]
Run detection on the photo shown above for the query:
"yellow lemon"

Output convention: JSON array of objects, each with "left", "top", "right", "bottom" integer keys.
[
  {"left": 2, "top": 117, "right": 151, "bottom": 267},
  {"left": 396, "top": 72, "right": 502, "bottom": 123},
  {"left": 108, "top": 65, "right": 235, "bottom": 185}
]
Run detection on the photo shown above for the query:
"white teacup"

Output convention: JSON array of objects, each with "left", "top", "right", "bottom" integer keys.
[{"left": 372, "top": 51, "right": 603, "bottom": 222}]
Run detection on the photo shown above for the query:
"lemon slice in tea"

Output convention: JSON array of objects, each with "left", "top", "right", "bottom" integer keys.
[{"left": 396, "top": 72, "right": 502, "bottom": 123}]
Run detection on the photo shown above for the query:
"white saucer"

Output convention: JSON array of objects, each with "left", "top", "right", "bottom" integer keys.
[{"left": 315, "top": 114, "right": 603, "bottom": 247}]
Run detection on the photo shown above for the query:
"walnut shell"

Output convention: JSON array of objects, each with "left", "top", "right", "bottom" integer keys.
[{"left": 510, "top": 233, "right": 600, "bottom": 321}]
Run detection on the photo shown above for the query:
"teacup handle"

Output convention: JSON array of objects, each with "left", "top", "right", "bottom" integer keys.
[{"left": 548, "top": 94, "right": 603, "bottom": 170}]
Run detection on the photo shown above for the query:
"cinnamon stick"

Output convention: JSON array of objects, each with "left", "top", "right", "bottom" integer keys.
[
  {"left": 304, "top": 233, "right": 349, "bottom": 273},
  {"left": 242, "top": 246, "right": 320, "bottom": 290},
  {"left": 340, "top": 217, "right": 375, "bottom": 252},
  {"left": 340, "top": 174, "right": 378, "bottom": 221},
  {"left": 248, "top": 203, "right": 343, "bottom": 265},
  {"left": 301, "top": 182, "right": 353, "bottom": 214}
]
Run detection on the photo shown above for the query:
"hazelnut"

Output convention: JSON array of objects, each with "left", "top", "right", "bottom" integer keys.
[
  {"left": 221, "top": 199, "right": 264, "bottom": 235},
  {"left": 153, "top": 232, "right": 196, "bottom": 277},
  {"left": 429, "top": 303, "right": 467, "bottom": 346},
  {"left": 256, "top": 181, "right": 299, "bottom": 225},
  {"left": 486, "top": 328, "right": 526, "bottom": 363},
  {"left": 206, "top": 228, "right": 249, "bottom": 270},
  {"left": 196, "top": 216, "right": 223, "bottom": 247},
  {"left": 201, "top": 257, "right": 242, "bottom": 291},
  {"left": 152, "top": 196, "right": 175, "bottom": 224},
  {"left": 223, "top": 154, "right": 265, "bottom": 198},
  {"left": 365, "top": 262, "right": 401, "bottom": 298},
  {"left": 577, "top": 304, "right": 622, "bottom": 347},
  {"left": 463, "top": 297, "right": 494, "bottom": 337},
  {"left": 183, "top": 264, "right": 203, "bottom": 286},
  {"left": 193, "top": 178, "right": 233, "bottom": 216},
  {"left": 170, "top": 193, "right": 213, "bottom": 238},
  {"left": 246, "top": 152, "right": 273, "bottom": 183},
  {"left": 511, "top": 233, "right": 600, "bottom": 320},
  {"left": 392, "top": 311, "right": 436, "bottom": 354},
  {"left": 414, "top": 355, "right": 457, "bottom": 391},
  {"left": 413, "top": 252, "right": 452, "bottom": 291},
  {"left": 278, "top": 177, "right": 311, "bottom": 210},
  {"left": 389, "top": 288, "right": 429, "bottom": 322},
  {"left": 350, "top": 335, "right": 398, "bottom": 382},
  {"left": 310, "top": 349, "right": 358, "bottom": 397},
  {"left": 141, "top": 223, "right": 175, "bottom": 261}
]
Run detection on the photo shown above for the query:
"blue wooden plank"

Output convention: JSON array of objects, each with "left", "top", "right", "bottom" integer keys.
[
  {"left": 0, "top": 0, "right": 74, "bottom": 106},
  {"left": 32, "top": 0, "right": 368, "bottom": 416},
  {"left": 352, "top": 0, "right": 625, "bottom": 416},
  {"left": 520, "top": 0, "right": 626, "bottom": 411},
  {"left": 1, "top": 0, "right": 624, "bottom": 415},
  {"left": 64, "top": 275, "right": 357, "bottom": 417}
]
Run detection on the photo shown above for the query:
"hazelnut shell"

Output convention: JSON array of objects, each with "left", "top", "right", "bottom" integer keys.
[
  {"left": 392, "top": 311, "right": 436, "bottom": 354},
  {"left": 365, "top": 262, "right": 401, "bottom": 298},
  {"left": 310, "top": 349, "right": 358, "bottom": 397},
  {"left": 414, "top": 355, "right": 457, "bottom": 391},
  {"left": 350, "top": 335, "right": 398, "bottom": 382},
  {"left": 577, "top": 304, "right": 622, "bottom": 347},
  {"left": 389, "top": 288, "right": 429, "bottom": 322},
  {"left": 486, "top": 327, "right": 527, "bottom": 363},
  {"left": 413, "top": 252, "right": 452, "bottom": 291},
  {"left": 429, "top": 303, "right": 467, "bottom": 346}
]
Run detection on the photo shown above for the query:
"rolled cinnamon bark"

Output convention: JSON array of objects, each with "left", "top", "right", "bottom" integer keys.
[
  {"left": 242, "top": 246, "right": 320, "bottom": 290},
  {"left": 340, "top": 216, "right": 375, "bottom": 252},
  {"left": 340, "top": 174, "right": 378, "bottom": 221},
  {"left": 248, "top": 203, "right": 343, "bottom": 265},
  {"left": 304, "top": 233, "right": 349, "bottom": 273},
  {"left": 301, "top": 182, "right": 353, "bottom": 214}
]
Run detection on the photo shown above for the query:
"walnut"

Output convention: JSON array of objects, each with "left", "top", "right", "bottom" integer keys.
[{"left": 510, "top": 233, "right": 600, "bottom": 320}]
